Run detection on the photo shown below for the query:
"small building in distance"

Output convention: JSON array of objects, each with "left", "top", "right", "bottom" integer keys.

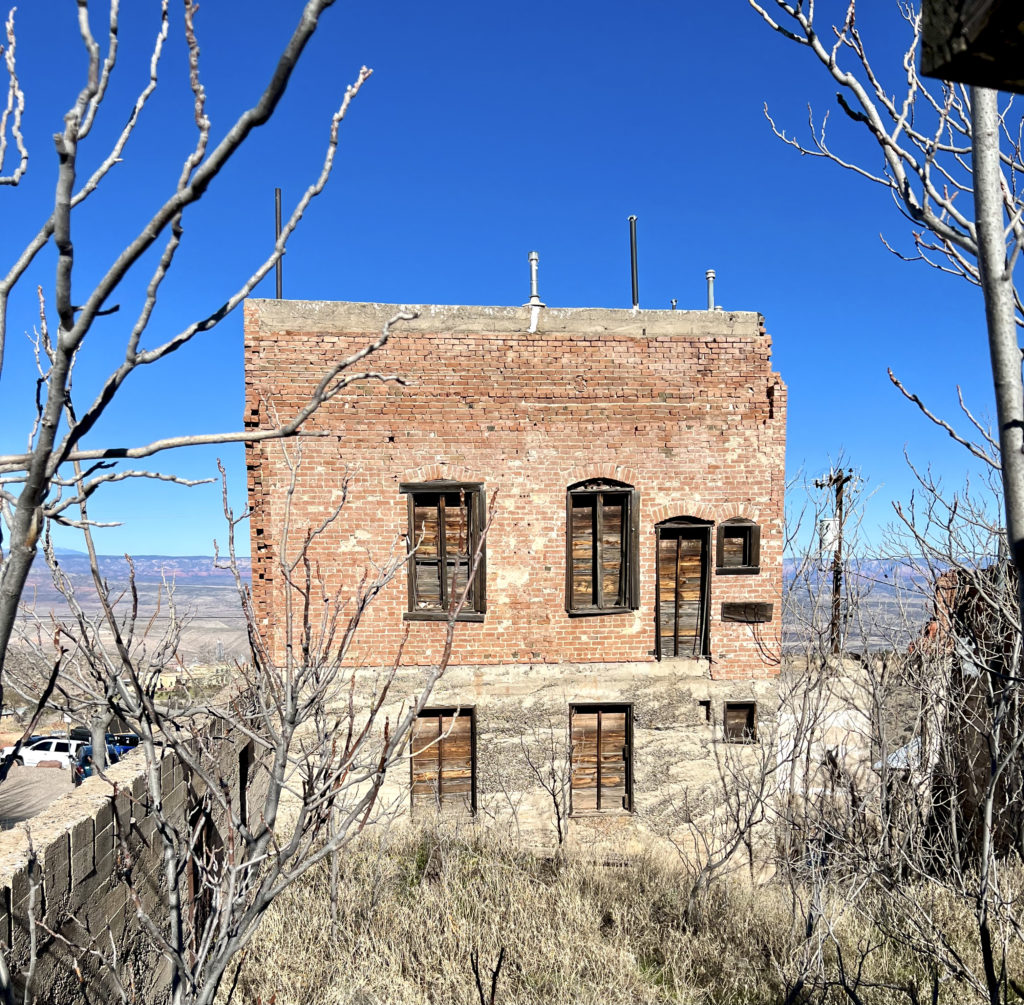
[{"left": 244, "top": 297, "right": 786, "bottom": 846}]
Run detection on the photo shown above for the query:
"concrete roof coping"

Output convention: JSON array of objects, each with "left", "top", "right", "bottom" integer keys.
[{"left": 247, "top": 299, "right": 766, "bottom": 339}]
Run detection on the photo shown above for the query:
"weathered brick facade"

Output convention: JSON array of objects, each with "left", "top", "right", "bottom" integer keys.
[{"left": 244, "top": 299, "right": 786, "bottom": 844}]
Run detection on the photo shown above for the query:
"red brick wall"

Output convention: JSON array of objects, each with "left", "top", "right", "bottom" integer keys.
[{"left": 245, "top": 302, "right": 786, "bottom": 680}]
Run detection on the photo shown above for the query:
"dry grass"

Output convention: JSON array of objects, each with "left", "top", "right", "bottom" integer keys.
[{"left": 225, "top": 825, "right": 1015, "bottom": 1005}]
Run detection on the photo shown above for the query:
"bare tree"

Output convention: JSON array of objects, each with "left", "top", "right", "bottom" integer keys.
[
  {"left": 0, "top": 0, "right": 401, "bottom": 707},
  {"left": 748, "top": 1, "right": 1024, "bottom": 623},
  {"left": 5, "top": 448, "right": 494, "bottom": 1005},
  {"left": 766, "top": 457, "right": 1024, "bottom": 1005}
]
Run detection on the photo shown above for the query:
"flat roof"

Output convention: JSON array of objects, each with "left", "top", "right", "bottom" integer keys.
[{"left": 247, "top": 300, "right": 766, "bottom": 340}]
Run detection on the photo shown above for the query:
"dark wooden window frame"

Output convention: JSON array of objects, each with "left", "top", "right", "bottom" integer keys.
[
  {"left": 409, "top": 707, "right": 477, "bottom": 814},
  {"left": 715, "top": 518, "right": 761, "bottom": 576},
  {"left": 565, "top": 479, "right": 640, "bottom": 616},
  {"left": 569, "top": 703, "right": 634, "bottom": 815},
  {"left": 722, "top": 701, "right": 758, "bottom": 743},
  {"left": 655, "top": 517, "right": 712, "bottom": 659},
  {"left": 400, "top": 480, "right": 486, "bottom": 622}
]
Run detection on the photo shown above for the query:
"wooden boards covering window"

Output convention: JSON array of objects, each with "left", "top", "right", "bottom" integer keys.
[
  {"left": 570, "top": 705, "right": 632, "bottom": 813},
  {"left": 715, "top": 520, "right": 761, "bottom": 575},
  {"left": 410, "top": 709, "right": 475, "bottom": 813},
  {"left": 566, "top": 482, "right": 638, "bottom": 614},
  {"left": 655, "top": 522, "right": 710, "bottom": 658},
  {"left": 401, "top": 481, "right": 486, "bottom": 620}
]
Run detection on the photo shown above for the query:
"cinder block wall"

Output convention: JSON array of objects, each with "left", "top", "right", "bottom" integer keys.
[
  {"left": 244, "top": 301, "right": 787, "bottom": 679},
  {"left": 0, "top": 755, "right": 182, "bottom": 1001},
  {"left": 0, "top": 733, "right": 253, "bottom": 1003}
]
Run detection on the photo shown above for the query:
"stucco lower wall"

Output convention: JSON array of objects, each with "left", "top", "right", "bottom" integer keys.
[{"left": 379, "top": 658, "right": 779, "bottom": 851}]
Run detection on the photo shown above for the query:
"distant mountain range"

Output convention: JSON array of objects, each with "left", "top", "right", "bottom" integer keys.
[
  {"left": 29, "top": 553, "right": 252, "bottom": 586},
  {"left": 33, "top": 554, "right": 931, "bottom": 591}
]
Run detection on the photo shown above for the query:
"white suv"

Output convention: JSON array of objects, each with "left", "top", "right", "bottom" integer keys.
[{"left": 2, "top": 737, "right": 85, "bottom": 769}]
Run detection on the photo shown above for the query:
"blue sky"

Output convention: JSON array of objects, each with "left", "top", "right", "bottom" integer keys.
[{"left": 0, "top": 1, "right": 997, "bottom": 556}]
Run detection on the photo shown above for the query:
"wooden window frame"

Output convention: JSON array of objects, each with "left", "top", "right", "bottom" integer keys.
[
  {"left": 654, "top": 517, "right": 712, "bottom": 659},
  {"left": 722, "top": 701, "right": 758, "bottom": 743},
  {"left": 569, "top": 703, "right": 634, "bottom": 814},
  {"left": 565, "top": 480, "right": 640, "bottom": 616},
  {"left": 400, "top": 481, "right": 486, "bottom": 622},
  {"left": 715, "top": 518, "right": 761, "bottom": 576},
  {"left": 409, "top": 707, "right": 477, "bottom": 814}
]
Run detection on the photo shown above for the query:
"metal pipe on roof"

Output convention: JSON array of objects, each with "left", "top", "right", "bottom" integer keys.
[
  {"left": 275, "top": 187, "right": 283, "bottom": 299},
  {"left": 706, "top": 269, "right": 715, "bottom": 311},
  {"left": 629, "top": 216, "right": 639, "bottom": 309}
]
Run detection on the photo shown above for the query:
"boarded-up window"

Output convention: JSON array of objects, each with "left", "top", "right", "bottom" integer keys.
[
  {"left": 401, "top": 481, "right": 486, "bottom": 620},
  {"left": 410, "top": 709, "right": 476, "bottom": 813},
  {"left": 716, "top": 519, "right": 760, "bottom": 575},
  {"left": 655, "top": 519, "right": 711, "bottom": 658},
  {"left": 570, "top": 705, "right": 632, "bottom": 813},
  {"left": 566, "top": 481, "right": 639, "bottom": 614},
  {"left": 723, "top": 702, "right": 757, "bottom": 743}
]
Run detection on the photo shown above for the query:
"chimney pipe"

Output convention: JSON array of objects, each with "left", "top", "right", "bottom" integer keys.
[
  {"left": 705, "top": 269, "right": 715, "bottom": 311},
  {"left": 525, "top": 251, "right": 545, "bottom": 308},
  {"left": 629, "top": 216, "right": 639, "bottom": 309}
]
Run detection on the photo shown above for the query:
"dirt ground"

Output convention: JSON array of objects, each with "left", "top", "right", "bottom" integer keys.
[{"left": 0, "top": 763, "right": 74, "bottom": 829}]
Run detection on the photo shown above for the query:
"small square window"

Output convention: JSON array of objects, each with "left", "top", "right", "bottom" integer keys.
[
  {"left": 570, "top": 704, "right": 633, "bottom": 813},
  {"left": 723, "top": 702, "right": 757, "bottom": 743},
  {"left": 716, "top": 520, "right": 761, "bottom": 575},
  {"left": 410, "top": 708, "right": 476, "bottom": 814},
  {"left": 697, "top": 700, "right": 711, "bottom": 723}
]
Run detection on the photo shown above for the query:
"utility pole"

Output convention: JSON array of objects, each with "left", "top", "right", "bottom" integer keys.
[{"left": 815, "top": 468, "right": 854, "bottom": 655}]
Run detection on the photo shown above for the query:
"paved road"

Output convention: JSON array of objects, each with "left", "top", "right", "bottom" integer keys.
[{"left": 0, "top": 764, "right": 74, "bottom": 829}]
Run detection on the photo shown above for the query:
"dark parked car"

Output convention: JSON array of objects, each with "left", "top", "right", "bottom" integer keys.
[
  {"left": 107, "top": 733, "right": 140, "bottom": 757},
  {"left": 67, "top": 729, "right": 140, "bottom": 758},
  {"left": 72, "top": 744, "right": 120, "bottom": 785}
]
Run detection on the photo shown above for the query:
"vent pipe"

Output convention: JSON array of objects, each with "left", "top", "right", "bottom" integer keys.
[
  {"left": 705, "top": 269, "right": 715, "bottom": 311},
  {"left": 629, "top": 216, "right": 639, "bottom": 309},
  {"left": 524, "top": 251, "right": 545, "bottom": 334},
  {"left": 525, "top": 250, "right": 545, "bottom": 308},
  {"left": 275, "top": 187, "right": 283, "bottom": 299}
]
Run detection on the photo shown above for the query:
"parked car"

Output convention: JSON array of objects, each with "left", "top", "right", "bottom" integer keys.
[
  {"left": 66, "top": 729, "right": 140, "bottom": 758},
  {"left": 72, "top": 744, "right": 120, "bottom": 785},
  {"left": 107, "top": 733, "right": 140, "bottom": 757},
  {"left": 1, "top": 736, "right": 85, "bottom": 769}
]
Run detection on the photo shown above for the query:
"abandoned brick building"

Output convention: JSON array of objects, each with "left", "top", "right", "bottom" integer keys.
[{"left": 244, "top": 297, "right": 786, "bottom": 843}]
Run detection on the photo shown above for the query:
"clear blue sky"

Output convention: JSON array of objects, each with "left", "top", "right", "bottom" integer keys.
[{"left": 0, "top": 1, "right": 996, "bottom": 556}]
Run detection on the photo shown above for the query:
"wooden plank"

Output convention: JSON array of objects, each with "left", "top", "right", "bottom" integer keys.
[
  {"left": 721, "top": 529, "right": 746, "bottom": 567},
  {"left": 599, "top": 711, "right": 628, "bottom": 809},
  {"left": 412, "top": 501, "right": 442, "bottom": 609},
  {"left": 571, "top": 499, "right": 595, "bottom": 605},
  {"left": 599, "top": 498, "right": 624, "bottom": 606}
]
